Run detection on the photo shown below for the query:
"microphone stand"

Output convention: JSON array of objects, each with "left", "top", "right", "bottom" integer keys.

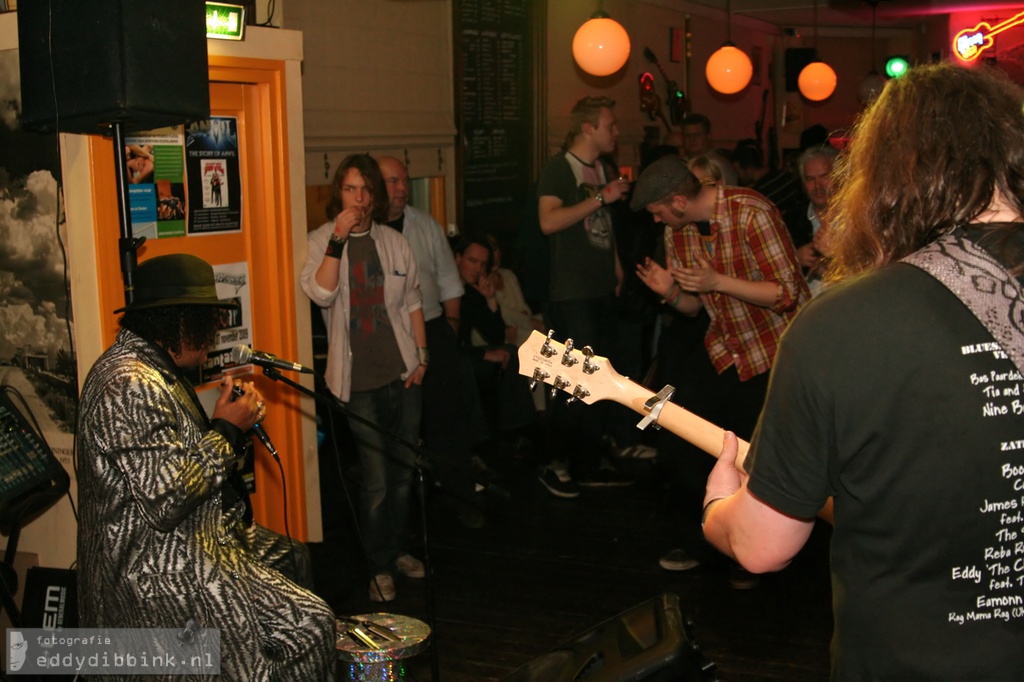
[{"left": 259, "top": 365, "right": 470, "bottom": 682}]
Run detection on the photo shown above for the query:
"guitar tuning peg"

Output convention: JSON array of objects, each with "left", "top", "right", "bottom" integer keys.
[
  {"left": 529, "top": 368, "right": 549, "bottom": 392},
  {"left": 581, "top": 346, "right": 600, "bottom": 375},
  {"left": 540, "top": 330, "right": 557, "bottom": 358},
  {"left": 561, "top": 339, "right": 579, "bottom": 367},
  {"left": 550, "top": 376, "right": 570, "bottom": 399}
]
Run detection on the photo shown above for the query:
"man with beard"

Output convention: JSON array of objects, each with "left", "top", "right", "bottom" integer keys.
[{"left": 633, "top": 156, "right": 809, "bottom": 586}]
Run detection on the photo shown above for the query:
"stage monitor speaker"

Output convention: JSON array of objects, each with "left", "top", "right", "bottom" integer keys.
[
  {"left": 503, "top": 592, "right": 718, "bottom": 682},
  {"left": 18, "top": 0, "right": 210, "bottom": 134},
  {"left": 784, "top": 48, "right": 817, "bottom": 93}
]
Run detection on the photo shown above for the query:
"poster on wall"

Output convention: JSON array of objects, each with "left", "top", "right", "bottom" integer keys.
[
  {"left": 197, "top": 261, "right": 252, "bottom": 385},
  {"left": 0, "top": 48, "right": 77, "bottom": 476},
  {"left": 124, "top": 126, "right": 188, "bottom": 240},
  {"left": 186, "top": 116, "right": 242, "bottom": 234}
]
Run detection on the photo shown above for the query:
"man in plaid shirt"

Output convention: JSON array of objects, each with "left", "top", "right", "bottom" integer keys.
[{"left": 632, "top": 155, "right": 809, "bottom": 586}]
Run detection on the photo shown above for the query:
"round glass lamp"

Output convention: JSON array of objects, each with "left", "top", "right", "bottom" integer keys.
[
  {"left": 798, "top": 61, "right": 837, "bottom": 101},
  {"left": 572, "top": 13, "right": 631, "bottom": 76},
  {"left": 705, "top": 44, "right": 753, "bottom": 95}
]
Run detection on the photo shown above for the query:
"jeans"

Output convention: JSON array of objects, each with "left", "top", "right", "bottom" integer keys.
[{"left": 346, "top": 379, "right": 422, "bottom": 574}]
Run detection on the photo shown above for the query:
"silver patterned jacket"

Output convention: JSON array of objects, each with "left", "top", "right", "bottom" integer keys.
[{"left": 77, "top": 329, "right": 335, "bottom": 680}]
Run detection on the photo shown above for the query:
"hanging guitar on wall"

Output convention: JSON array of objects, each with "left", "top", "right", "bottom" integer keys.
[
  {"left": 639, "top": 71, "right": 671, "bottom": 132},
  {"left": 643, "top": 47, "right": 689, "bottom": 126}
]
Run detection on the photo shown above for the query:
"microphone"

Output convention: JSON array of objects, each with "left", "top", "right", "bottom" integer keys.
[
  {"left": 231, "top": 384, "right": 280, "bottom": 461},
  {"left": 231, "top": 345, "right": 314, "bottom": 374},
  {"left": 251, "top": 422, "right": 280, "bottom": 462}
]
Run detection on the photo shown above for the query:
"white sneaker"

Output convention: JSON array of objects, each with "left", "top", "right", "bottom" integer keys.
[
  {"left": 603, "top": 435, "right": 657, "bottom": 460},
  {"left": 395, "top": 553, "right": 425, "bottom": 579},
  {"left": 369, "top": 574, "right": 395, "bottom": 602}
]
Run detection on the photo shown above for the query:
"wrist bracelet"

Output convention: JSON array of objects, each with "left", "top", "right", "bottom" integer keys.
[
  {"left": 325, "top": 235, "right": 346, "bottom": 259},
  {"left": 668, "top": 288, "right": 684, "bottom": 308},
  {"left": 701, "top": 498, "right": 724, "bottom": 533},
  {"left": 416, "top": 347, "right": 430, "bottom": 365},
  {"left": 662, "top": 283, "right": 679, "bottom": 304}
]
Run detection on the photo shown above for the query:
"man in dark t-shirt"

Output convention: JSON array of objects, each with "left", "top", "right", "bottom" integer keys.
[{"left": 535, "top": 96, "right": 634, "bottom": 497}]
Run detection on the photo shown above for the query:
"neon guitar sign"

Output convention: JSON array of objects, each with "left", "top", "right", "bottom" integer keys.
[{"left": 954, "top": 10, "right": 1024, "bottom": 62}]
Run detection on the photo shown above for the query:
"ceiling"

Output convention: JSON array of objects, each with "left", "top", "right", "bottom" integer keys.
[{"left": 687, "top": 1, "right": 1024, "bottom": 30}]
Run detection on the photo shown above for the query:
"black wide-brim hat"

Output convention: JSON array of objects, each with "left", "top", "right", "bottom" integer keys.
[{"left": 114, "top": 253, "right": 238, "bottom": 313}]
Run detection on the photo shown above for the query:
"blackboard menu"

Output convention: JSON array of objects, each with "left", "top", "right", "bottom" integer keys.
[{"left": 458, "top": 0, "right": 533, "bottom": 238}]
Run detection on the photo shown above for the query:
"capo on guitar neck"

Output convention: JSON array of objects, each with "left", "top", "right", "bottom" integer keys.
[{"left": 638, "top": 385, "right": 676, "bottom": 430}]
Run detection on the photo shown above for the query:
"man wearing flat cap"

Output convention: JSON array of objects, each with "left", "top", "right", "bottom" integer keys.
[
  {"left": 633, "top": 157, "right": 809, "bottom": 582},
  {"left": 77, "top": 253, "right": 336, "bottom": 680}
]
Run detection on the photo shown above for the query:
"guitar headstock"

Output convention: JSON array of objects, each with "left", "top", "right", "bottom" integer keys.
[{"left": 516, "top": 330, "right": 628, "bottom": 405}]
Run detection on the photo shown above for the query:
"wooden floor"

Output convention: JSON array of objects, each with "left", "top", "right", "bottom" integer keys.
[{"left": 308, "top": 440, "right": 834, "bottom": 681}]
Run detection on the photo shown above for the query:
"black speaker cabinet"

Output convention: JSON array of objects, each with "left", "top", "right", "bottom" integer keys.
[
  {"left": 503, "top": 593, "right": 718, "bottom": 682},
  {"left": 784, "top": 47, "right": 817, "bottom": 93},
  {"left": 20, "top": 566, "right": 78, "bottom": 629},
  {"left": 18, "top": 0, "right": 210, "bottom": 134}
]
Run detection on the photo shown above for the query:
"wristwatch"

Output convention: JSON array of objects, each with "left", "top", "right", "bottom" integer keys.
[{"left": 594, "top": 189, "right": 605, "bottom": 205}]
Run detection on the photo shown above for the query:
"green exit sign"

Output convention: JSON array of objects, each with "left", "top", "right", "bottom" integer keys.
[{"left": 206, "top": 2, "right": 246, "bottom": 41}]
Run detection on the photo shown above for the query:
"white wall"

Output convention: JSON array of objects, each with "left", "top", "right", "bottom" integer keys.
[{"left": 285, "top": 0, "right": 458, "bottom": 228}]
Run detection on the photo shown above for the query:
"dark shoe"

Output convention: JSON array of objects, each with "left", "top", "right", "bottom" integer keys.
[
  {"left": 728, "top": 564, "right": 760, "bottom": 590},
  {"left": 578, "top": 466, "right": 634, "bottom": 488},
  {"left": 539, "top": 467, "right": 580, "bottom": 498},
  {"left": 659, "top": 548, "right": 700, "bottom": 571},
  {"left": 470, "top": 455, "right": 500, "bottom": 482}
]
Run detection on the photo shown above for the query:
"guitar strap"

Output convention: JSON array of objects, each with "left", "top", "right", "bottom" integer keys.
[{"left": 901, "top": 229, "right": 1024, "bottom": 375}]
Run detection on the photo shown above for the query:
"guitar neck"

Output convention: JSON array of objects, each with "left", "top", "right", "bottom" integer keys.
[
  {"left": 516, "top": 331, "right": 831, "bottom": 522},
  {"left": 612, "top": 375, "right": 750, "bottom": 472}
]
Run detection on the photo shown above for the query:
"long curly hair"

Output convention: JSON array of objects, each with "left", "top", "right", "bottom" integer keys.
[
  {"left": 324, "top": 153, "right": 388, "bottom": 224},
  {"left": 827, "top": 64, "right": 1024, "bottom": 281}
]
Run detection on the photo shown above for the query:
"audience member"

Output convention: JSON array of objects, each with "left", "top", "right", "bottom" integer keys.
[
  {"left": 536, "top": 95, "right": 634, "bottom": 497},
  {"left": 482, "top": 237, "right": 548, "bottom": 413},
  {"left": 794, "top": 145, "right": 839, "bottom": 294},
  {"left": 301, "top": 153, "right": 426, "bottom": 603},
  {"left": 376, "top": 156, "right": 484, "bottom": 525},
  {"left": 731, "top": 140, "right": 805, "bottom": 240},
  {"left": 632, "top": 156, "right": 809, "bottom": 587},
  {"left": 687, "top": 154, "right": 725, "bottom": 185},
  {"left": 454, "top": 236, "right": 537, "bottom": 448},
  {"left": 676, "top": 113, "right": 739, "bottom": 185},
  {"left": 703, "top": 63, "right": 1024, "bottom": 680}
]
